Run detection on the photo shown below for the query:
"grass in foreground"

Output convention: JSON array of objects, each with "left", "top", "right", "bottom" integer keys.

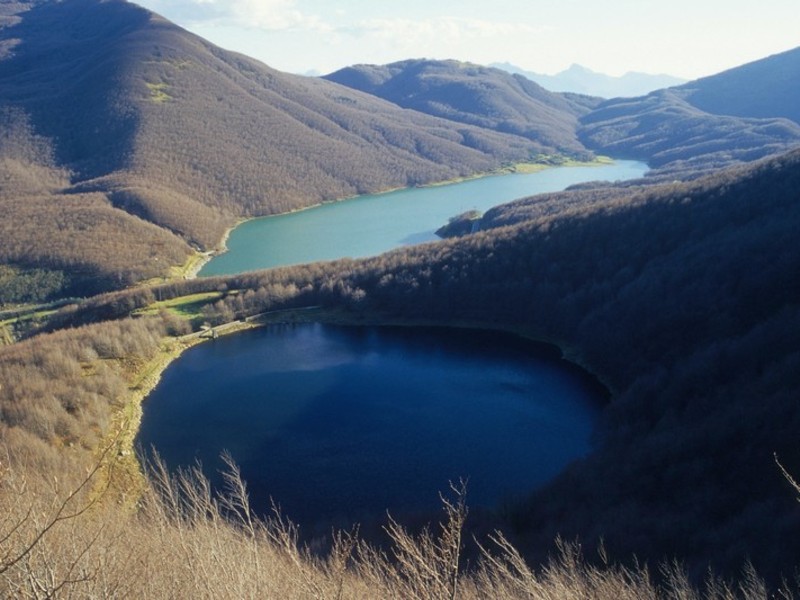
[{"left": 1, "top": 450, "right": 790, "bottom": 599}]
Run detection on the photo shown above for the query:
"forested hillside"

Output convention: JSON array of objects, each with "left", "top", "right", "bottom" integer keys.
[
  {"left": 676, "top": 46, "right": 800, "bottom": 124},
  {"left": 324, "top": 59, "right": 596, "bottom": 158},
  {"left": 578, "top": 88, "right": 800, "bottom": 177},
  {"left": 0, "top": 0, "right": 543, "bottom": 301},
  {"left": 3, "top": 1, "right": 800, "bottom": 596},
  {"left": 325, "top": 56, "right": 800, "bottom": 182},
  {"left": 578, "top": 46, "right": 800, "bottom": 177},
  {"left": 17, "top": 148, "right": 800, "bottom": 586},
  {"left": 2, "top": 2, "right": 799, "bottom": 302}
]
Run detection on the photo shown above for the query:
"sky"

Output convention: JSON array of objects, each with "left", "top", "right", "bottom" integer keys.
[{"left": 131, "top": 0, "right": 799, "bottom": 80}]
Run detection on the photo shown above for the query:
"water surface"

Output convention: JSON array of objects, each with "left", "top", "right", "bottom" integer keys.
[
  {"left": 137, "top": 324, "right": 604, "bottom": 531},
  {"left": 200, "top": 161, "right": 647, "bottom": 276}
]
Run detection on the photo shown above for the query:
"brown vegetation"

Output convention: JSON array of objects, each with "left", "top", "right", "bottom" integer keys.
[
  {"left": 13, "top": 147, "right": 800, "bottom": 588},
  {"left": 2, "top": 1, "right": 800, "bottom": 594},
  {"left": 326, "top": 57, "right": 800, "bottom": 181},
  {"left": 579, "top": 88, "right": 800, "bottom": 178},
  {"left": 2, "top": 447, "right": 791, "bottom": 598},
  {"left": 4, "top": 3, "right": 799, "bottom": 302},
  {"left": 324, "top": 59, "right": 594, "bottom": 158},
  {"left": 0, "top": 0, "right": 548, "bottom": 301},
  {"left": 0, "top": 316, "right": 166, "bottom": 474}
]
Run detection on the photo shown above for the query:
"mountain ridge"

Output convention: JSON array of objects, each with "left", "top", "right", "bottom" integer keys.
[
  {"left": 0, "top": 0, "right": 544, "bottom": 299},
  {"left": 577, "top": 46, "right": 800, "bottom": 178},
  {"left": 325, "top": 56, "right": 800, "bottom": 181},
  {"left": 2, "top": 1, "right": 800, "bottom": 591},
  {"left": 675, "top": 45, "right": 800, "bottom": 124},
  {"left": 324, "top": 58, "right": 596, "bottom": 159},
  {"left": 2, "top": 1, "right": 800, "bottom": 302},
  {"left": 491, "top": 61, "right": 687, "bottom": 98}
]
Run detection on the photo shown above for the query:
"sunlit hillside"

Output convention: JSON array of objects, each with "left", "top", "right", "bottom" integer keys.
[
  {"left": 0, "top": 0, "right": 544, "bottom": 299},
  {"left": 2, "top": 0, "right": 800, "bottom": 597}
]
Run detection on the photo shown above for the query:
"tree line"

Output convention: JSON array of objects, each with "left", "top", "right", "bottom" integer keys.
[{"left": 34, "top": 147, "right": 800, "bottom": 584}]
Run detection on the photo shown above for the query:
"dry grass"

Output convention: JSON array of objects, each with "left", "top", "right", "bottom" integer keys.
[{"left": 1, "top": 448, "right": 794, "bottom": 599}]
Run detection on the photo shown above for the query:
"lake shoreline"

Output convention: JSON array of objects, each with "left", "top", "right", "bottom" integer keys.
[
  {"left": 121, "top": 306, "right": 613, "bottom": 448},
  {"left": 107, "top": 300, "right": 616, "bottom": 528},
  {"left": 136, "top": 314, "right": 605, "bottom": 528},
  {"left": 113, "top": 319, "right": 258, "bottom": 486},
  {"left": 182, "top": 220, "right": 241, "bottom": 279},
  {"left": 185, "top": 156, "right": 621, "bottom": 279},
  {"left": 195, "top": 157, "right": 645, "bottom": 277}
]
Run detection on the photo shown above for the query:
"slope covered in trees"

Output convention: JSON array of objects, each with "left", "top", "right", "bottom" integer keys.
[
  {"left": 676, "top": 45, "right": 800, "bottom": 124},
  {"left": 578, "top": 47, "right": 800, "bottom": 177},
  {"left": 3, "top": 2, "right": 799, "bottom": 302},
  {"left": 324, "top": 56, "right": 800, "bottom": 182},
  {"left": 3, "top": 2, "right": 800, "bottom": 595},
  {"left": 20, "top": 148, "right": 800, "bottom": 585},
  {"left": 578, "top": 88, "right": 800, "bottom": 177},
  {"left": 0, "top": 0, "right": 544, "bottom": 300},
  {"left": 324, "top": 59, "right": 596, "bottom": 159}
]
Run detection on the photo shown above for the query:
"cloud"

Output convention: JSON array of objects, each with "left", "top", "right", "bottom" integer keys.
[
  {"left": 343, "top": 16, "right": 542, "bottom": 41},
  {"left": 329, "top": 16, "right": 547, "bottom": 64},
  {"left": 135, "top": 2, "right": 555, "bottom": 73},
  {"left": 141, "top": 0, "right": 330, "bottom": 32}
]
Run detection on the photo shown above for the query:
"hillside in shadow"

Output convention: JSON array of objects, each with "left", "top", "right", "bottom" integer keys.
[
  {"left": 578, "top": 46, "right": 800, "bottom": 178},
  {"left": 28, "top": 148, "right": 800, "bottom": 584},
  {"left": 676, "top": 46, "right": 800, "bottom": 124}
]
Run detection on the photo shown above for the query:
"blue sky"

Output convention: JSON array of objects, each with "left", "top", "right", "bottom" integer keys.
[{"left": 132, "top": 0, "right": 799, "bottom": 79}]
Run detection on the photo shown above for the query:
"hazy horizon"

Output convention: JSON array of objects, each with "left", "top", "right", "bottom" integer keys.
[{"left": 131, "top": 0, "right": 798, "bottom": 80}]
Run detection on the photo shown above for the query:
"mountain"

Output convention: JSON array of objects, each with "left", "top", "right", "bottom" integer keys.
[
  {"left": 579, "top": 88, "right": 800, "bottom": 177},
  {"left": 3, "top": 1, "right": 800, "bottom": 582},
  {"left": 3, "top": 1, "right": 799, "bottom": 304},
  {"left": 270, "top": 148, "right": 800, "bottom": 581},
  {"left": 323, "top": 59, "right": 597, "bottom": 159},
  {"left": 578, "top": 48, "right": 800, "bottom": 176},
  {"left": 38, "top": 147, "right": 800, "bottom": 585},
  {"left": 0, "top": 0, "right": 542, "bottom": 300},
  {"left": 492, "top": 62, "right": 687, "bottom": 98},
  {"left": 325, "top": 57, "right": 800, "bottom": 180},
  {"left": 674, "top": 46, "right": 800, "bottom": 124}
]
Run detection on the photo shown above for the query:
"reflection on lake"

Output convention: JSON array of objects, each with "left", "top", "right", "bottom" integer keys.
[
  {"left": 136, "top": 324, "right": 604, "bottom": 532},
  {"left": 199, "top": 160, "right": 648, "bottom": 276}
]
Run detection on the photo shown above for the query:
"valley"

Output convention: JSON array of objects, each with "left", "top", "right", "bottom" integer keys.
[
  {"left": 199, "top": 159, "right": 647, "bottom": 276},
  {"left": 1, "top": 0, "right": 800, "bottom": 597}
]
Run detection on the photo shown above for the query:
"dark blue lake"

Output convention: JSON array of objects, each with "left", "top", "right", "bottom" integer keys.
[{"left": 137, "top": 324, "right": 603, "bottom": 532}]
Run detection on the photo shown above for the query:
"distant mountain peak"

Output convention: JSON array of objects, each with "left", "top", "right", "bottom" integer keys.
[
  {"left": 564, "top": 63, "right": 591, "bottom": 74},
  {"left": 491, "top": 62, "right": 688, "bottom": 98}
]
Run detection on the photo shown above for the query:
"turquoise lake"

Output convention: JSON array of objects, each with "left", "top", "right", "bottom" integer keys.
[{"left": 199, "top": 160, "right": 648, "bottom": 276}]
